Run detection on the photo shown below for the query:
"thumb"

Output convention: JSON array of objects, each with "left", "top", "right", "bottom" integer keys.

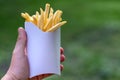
[{"left": 13, "top": 27, "right": 27, "bottom": 56}]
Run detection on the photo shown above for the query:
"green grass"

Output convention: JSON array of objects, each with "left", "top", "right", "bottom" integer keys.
[{"left": 1, "top": 0, "right": 120, "bottom": 80}]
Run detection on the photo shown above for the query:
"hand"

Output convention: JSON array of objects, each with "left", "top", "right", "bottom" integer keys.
[
  {"left": 1, "top": 27, "right": 29, "bottom": 80},
  {"left": 1, "top": 27, "right": 65, "bottom": 80}
]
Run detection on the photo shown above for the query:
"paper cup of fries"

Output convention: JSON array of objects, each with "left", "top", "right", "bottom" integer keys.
[
  {"left": 25, "top": 22, "right": 61, "bottom": 78},
  {"left": 21, "top": 3, "right": 67, "bottom": 78}
]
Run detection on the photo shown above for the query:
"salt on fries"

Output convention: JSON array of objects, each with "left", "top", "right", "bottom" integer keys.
[{"left": 21, "top": 3, "right": 67, "bottom": 32}]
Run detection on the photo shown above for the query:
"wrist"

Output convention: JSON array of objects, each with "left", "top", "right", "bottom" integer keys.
[
  {"left": 1, "top": 72, "right": 19, "bottom": 80},
  {"left": 1, "top": 74, "right": 15, "bottom": 80}
]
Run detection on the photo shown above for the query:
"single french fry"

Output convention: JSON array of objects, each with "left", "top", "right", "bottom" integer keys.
[
  {"left": 44, "top": 4, "right": 50, "bottom": 23},
  {"left": 36, "top": 11, "right": 40, "bottom": 20},
  {"left": 32, "top": 15, "right": 38, "bottom": 25},
  {"left": 52, "top": 10, "right": 61, "bottom": 26},
  {"left": 54, "top": 11, "right": 62, "bottom": 24},
  {"left": 46, "top": 21, "right": 67, "bottom": 32},
  {"left": 49, "top": 8, "right": 54, "bottom": 18},
  {"left": 38, "top": 8, "right": 44, "bottom": 30},
  {"left": 21, "top": 13, "right": 30, "bottom": 21},
  {"left": 25, "top": 13, "right": 33, "bottom": 21},
  {"left": 21, "top": 13, "right": 26, "bottom": 18}
]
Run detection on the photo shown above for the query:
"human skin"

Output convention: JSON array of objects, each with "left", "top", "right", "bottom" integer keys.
[{"left": 1, "top": 27, "right": 65, "bottom": 80}]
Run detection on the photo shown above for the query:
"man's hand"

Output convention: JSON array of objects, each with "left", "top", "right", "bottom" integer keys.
[{"left": 1, "top": 27, "right": 65, "bottom": 80}]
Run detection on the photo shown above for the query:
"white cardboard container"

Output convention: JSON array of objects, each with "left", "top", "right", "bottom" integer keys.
[{"left": 25, "top": 22, "right": 61, "bottom": 78}]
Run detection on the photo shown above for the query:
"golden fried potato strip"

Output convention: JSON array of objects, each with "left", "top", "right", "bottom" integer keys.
[{"left": 21, "top": 3, "right": 67, "bottom": 32}]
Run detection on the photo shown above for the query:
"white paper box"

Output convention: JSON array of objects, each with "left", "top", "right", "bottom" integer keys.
[{"left": 25, "top": 22, "right": 61, "bottom": 78}]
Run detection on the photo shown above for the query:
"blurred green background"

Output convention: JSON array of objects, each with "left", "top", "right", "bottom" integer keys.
[{"left": 1, "top": 0, "right": 120, "bottom": 80}]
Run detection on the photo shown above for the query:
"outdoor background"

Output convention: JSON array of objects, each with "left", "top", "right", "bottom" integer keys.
[{"left": 1, "top": 0, "right": 120, "bottom": 80}]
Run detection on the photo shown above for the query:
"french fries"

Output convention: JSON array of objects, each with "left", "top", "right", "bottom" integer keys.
[{"left": 21, "top": 3, "right": 67, "bottom": 32}]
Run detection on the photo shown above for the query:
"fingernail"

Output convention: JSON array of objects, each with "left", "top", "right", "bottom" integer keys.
[
  {"left": 18, "top": 27, "right": 23, "bottom": 31},
  {"left": 60, "top": 65, "right": 64, "bottom": 71},
  {"left": 60, "top": 47, "right": 64, "bottom": 54},
  {"left": 61, "top": 54, "right": 65, "bottom": 62},
  {"left": 18, "top": 27, "right": 24, "bottom": 35}
]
